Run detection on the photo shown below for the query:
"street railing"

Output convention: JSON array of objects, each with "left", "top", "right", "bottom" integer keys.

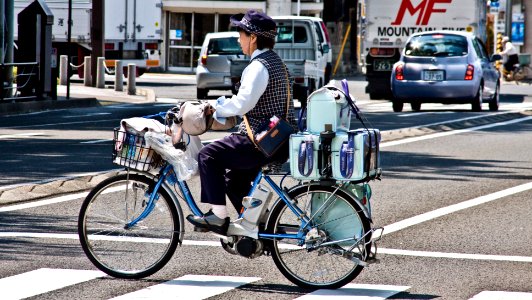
[{"left": 1, "top": 62, "right": 39, "bottom": 101}]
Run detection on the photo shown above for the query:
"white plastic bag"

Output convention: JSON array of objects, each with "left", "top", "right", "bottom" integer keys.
[{"left": 144, "top": 131, "right": 198, "bottom": 181}]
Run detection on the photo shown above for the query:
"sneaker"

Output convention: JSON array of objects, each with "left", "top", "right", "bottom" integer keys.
[{"left": 186, "top": 210, "right": 230, "bottom": 235}]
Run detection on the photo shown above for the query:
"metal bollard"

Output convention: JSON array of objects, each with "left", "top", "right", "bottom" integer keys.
[
  {"left": 127, "top": 64, "right": 136, "bottom": 95},
  {"left": 96, "top": 57, "right": 106, "bottom": 89},
  {"left": 59, "top": 55, "right": 68, "bottom": 85},
  {"left": 83, "top": 56, "right": 92, "bottom": 87},
  {"left": 114, "top": 60, "right": 123, "bottom": 91}
]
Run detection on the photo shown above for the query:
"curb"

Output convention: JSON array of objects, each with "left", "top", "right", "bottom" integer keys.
[
  {"left": 1, "top": 109, "right": 531, "bottom": 206},
  {"left": 0, "top": 98, "right": 100, "bottom": 116}
]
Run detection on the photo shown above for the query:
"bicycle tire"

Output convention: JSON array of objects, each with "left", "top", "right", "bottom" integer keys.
[
  {"left": 78, "top": 173, "right": 180, "bottom": 279},
  {"left": 266, "top": 184, "right": 371, "bottom": 289}
]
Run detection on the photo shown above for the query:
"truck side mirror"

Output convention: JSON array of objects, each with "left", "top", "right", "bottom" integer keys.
[{"left": 322, "top": 44, "right": 330, "bottom": 54}]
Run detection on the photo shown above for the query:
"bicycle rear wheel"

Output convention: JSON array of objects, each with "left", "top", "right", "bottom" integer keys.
[
  {"left": 266, "top": 184, "right": 371, "bottom": 289},
  {"left": 78, "top": 173, "right": 180, "bottom": 279}
]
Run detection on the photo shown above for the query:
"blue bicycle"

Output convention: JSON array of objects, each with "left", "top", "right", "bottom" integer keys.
[{"left": 78, "top": 117, "right": 382, "bottom": 289}]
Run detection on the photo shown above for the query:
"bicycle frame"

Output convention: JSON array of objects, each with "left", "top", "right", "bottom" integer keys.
[{"left": 123, "top": 163, "right": 363, "bottom": 246}]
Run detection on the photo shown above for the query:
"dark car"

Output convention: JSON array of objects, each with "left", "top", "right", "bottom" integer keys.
[{"left": 391, "top": 31, "right": 501, "bottom": 112}]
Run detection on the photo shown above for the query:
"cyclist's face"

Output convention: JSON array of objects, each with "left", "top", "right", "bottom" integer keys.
[{"left": 238, "top": 31, "right": 257, "bottom": 56}]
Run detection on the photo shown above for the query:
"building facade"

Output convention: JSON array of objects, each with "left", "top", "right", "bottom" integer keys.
[{"left": 161, "top": 0, "right": 324, "bottom": 72}]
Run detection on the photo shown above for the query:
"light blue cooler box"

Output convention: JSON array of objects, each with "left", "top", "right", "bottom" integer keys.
[
  {"left": 289, "top": 133, "right": 321, "bottom": 180},
  {"left": 306, "top": 87, "right": 352, "bottom": 134},
  {"left": 331, "top": 129, "right": 381, "bottom": 181}
]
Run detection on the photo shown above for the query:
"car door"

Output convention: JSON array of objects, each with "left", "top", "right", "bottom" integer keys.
[{"left": 473, "top": 38, "right": 498, "bottom": 97}]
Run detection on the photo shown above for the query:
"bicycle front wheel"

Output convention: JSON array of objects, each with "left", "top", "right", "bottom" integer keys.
[
  {"left": 78, "top": 173, "right": 180, "bottom": 279},
  {"left": 266, "top": 184, "right": 371, "bottom": 289}
]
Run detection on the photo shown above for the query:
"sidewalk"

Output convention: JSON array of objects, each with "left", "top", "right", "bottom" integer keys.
[{"left": 0, "top": 82, "right": 155, "bottom": 116}]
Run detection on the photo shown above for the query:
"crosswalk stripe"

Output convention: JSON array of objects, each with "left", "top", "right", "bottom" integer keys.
[
  {"left": 469, "top": 291, "right": 532, "bottom": 299},
  {"left": 294, "top": 283, "right": 410, "bottom": 299},
  {"left": 0, "top": 268, "right": 105, "bottom": 300},
  {"left": 110, "top": 274, "right": 261, "bottom": 300}
]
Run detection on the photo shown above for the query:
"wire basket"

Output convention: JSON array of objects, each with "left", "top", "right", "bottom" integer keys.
[{"left": 112, "top": 128, "right": 163, "bottom": 171}]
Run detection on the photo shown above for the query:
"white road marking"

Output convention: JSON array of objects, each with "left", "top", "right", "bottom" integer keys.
[
  {"left": 2, "top": 232, "right": 532, "bottom": 264},
  {"left": 381, "top": 115, "right": 532, "bottom": 148},
  {"left": 378, "top": 248, "right": 532, "bottom": 263},
  {"left": 469, "top": 291, "right": 532, "bottom": 300},
  {"left": 0, "top": 192, "right": 88, "bottom": 212},
  {"left": 0, "top": 132, "right": 45, "bottom": 139},
  {"left": 62, "top": 112, "right": 111, "bottom": 118},
  {"left": 110, "top": 275, "right": 260, "bottom": 300},
  {"left": 80, "top": 139, "right": 112, "bottom": 144},
  {"left": 295, "top": 284, "right": 410, "bottom": 299},
  {"left": 383, "top": 181, "right": 532, "bottom": 235},
  {"left": 0, "top": 268, "right": 105, "bottom": 300}
]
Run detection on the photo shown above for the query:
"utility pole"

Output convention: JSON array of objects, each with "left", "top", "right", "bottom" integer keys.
[
  {"left": 91, "top": 0, "right": 104, "bottom": 87},
  {"left": 67, "top": 0, "right": 72, "bottom": 99}
]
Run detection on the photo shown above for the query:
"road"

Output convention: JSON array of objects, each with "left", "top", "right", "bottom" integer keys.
[{"left": 0, "top": 76, "right": 531, "bottom": 299}]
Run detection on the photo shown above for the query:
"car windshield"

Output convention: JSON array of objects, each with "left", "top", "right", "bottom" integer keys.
[
  {"left": 208, "top": 37, "right": 243, "bottom": 55},
  {"left": 404, "top": 34, "right": 468, "bottom": 57}
]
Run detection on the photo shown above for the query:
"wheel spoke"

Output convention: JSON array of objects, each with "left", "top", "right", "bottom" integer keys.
[{"left": 78, "top": 174, "right": 180, "bottom": 279}]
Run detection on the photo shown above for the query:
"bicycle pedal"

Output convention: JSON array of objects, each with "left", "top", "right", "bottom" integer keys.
[{"left": 193, "top": 226, "right": 209, "bottom": 233}]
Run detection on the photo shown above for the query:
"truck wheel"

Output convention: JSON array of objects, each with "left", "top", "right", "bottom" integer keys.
[
  {"left": 369, "top": 91, "right": 383, "bottom": 100},
  {"left": 197, "top": 88, "right": 208, "bottom": 99},
  {"left": 410, "top": 102, "right": 421, "bottom": 111},
  {"left": 392, "top": 100, "right": 404, "bottom": 112}
]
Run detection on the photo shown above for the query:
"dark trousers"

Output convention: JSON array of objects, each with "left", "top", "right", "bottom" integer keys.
[
  {"left": 198, "top": 133, "right": 288, "bottom": 212},
  {"left": 504, "top": 54, "right": 519, "bottom": 73}
]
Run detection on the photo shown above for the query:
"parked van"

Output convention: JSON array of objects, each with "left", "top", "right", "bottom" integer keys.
[{"left": 196, "top": 32, "right": 245, "bottom": 99}]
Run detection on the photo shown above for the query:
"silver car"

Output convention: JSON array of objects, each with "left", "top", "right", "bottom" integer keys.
[
  {"left": 391, "top": 31, "right": 501, "bottom": 112},
  {"left": 196, "top": 32, "right": 245, "bottom": 99}
]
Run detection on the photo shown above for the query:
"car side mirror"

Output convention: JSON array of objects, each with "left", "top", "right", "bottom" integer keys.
[{"left": 490, "top": 54, "right": 502, "bottom": 62}]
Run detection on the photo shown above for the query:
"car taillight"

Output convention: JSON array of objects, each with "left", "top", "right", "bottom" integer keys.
[
  {"left": 464, "top": 64, "right": 474, "bottom": 80},
  {"left": 201, "top": 54, "right": 207, "bottom": 66},
  {"left": 144, "top": 43, "right": 158, "bottom": 50},
  {"left": 395, "top": 64, "right": 404, "bottom": 80}
]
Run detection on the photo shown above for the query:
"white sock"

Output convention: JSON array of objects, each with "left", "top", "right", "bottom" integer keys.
[{"left": 211, "top": 205, "right": 228, "bottom": 219}]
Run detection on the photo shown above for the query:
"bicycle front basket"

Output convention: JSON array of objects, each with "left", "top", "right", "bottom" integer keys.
[{"left": 112, "top": 128, "right": 163, "bottom": 171}]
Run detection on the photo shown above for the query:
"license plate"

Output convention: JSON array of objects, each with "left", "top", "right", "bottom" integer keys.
[
  {"left": 224, "top": 77, "right": 231, "bottom": 85},
  {"left": 423, "top": 70, "right": 444, "bottom": 81},
  {"left": 374, "top": 60, "right": 394, "bottom": 71}
]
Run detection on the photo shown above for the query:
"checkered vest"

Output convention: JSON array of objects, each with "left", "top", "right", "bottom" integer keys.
[{"left": 238, "top": 50, "right": 296, "bottom": 135}]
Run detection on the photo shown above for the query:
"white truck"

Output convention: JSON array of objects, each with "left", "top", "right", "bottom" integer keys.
[
  {"left": 360, "top": 0, "right": 487, "bottom": 99},
  {"left": 14, "top": 0, "right": 162, "bottom": 76},
  {"left": 230, "top": 16, "right": 330, "bottom": 108}
]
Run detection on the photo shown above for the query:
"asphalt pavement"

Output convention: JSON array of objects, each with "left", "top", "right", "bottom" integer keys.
[{"left": 1, "top": 77, "right": 532, "bottom": 207}]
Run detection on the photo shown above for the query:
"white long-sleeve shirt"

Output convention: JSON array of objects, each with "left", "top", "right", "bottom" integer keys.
[
  {"left": 213, "top": 49, "right": 270, "bottom": 124},
  {"left": 500, "top": 42, "right": 518, "bottom": 56}
]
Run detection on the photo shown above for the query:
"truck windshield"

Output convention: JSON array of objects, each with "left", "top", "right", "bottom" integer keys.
[
  {"left": 275, "top": 26, "right": 308, "bottom": 43},
  {"left": 405, "top": 34, "right": 468, "bottom": 57},
  {"left": 208, "top": 37, "right": 243, "bottom": 55}
]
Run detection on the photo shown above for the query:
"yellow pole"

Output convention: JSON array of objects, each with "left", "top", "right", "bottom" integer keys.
[{"left": 333, "top": 23, "right": 351, "bottom": 75}]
